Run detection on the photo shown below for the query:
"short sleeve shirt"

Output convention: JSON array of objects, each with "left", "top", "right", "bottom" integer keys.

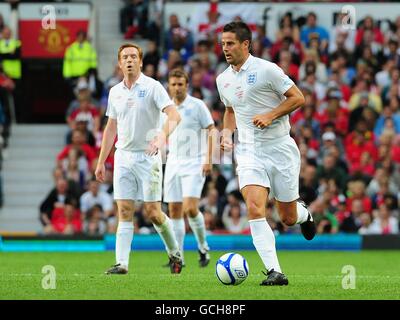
[
  {"left": 216, "top": 55, "right": 294, "bottom": 144},
  {"left": 167, "top": 94, "right": 214, "bottom": 162},
  {"left": 106, "top": 73, "right": 174, "bottom": 151}
]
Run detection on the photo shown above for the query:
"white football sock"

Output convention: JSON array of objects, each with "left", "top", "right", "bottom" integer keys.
[
  {"left": 153, "top": 214, "right": 180, "bottom": 256},
  {"left": 171, "top": 218, "right": 186, "bottom": 262},
  {"left": 249, "top": 218, "right": 282, "bottom": 273},
  {"left": 188, "top": 212, "right": 209, "bottom": 252},
  {"left": 116, "top": 221, "right": 134, "bottom": 270},
  {"left": 296, "top": 201, "right": 310, "bottom": 224}
]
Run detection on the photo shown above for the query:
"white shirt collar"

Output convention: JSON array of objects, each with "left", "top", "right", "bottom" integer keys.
[
  {"left": 121, "top": 73, "right": 144, "bottom": 90},
  {"left": 230, "top": 54, "right": 253, "bottom": 73}
]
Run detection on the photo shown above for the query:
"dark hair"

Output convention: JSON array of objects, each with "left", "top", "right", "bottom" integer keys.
[
  {"left": 308, "top": 12, "right": 317, "bottom": 20},
  {"left": 223, "top": 21, "right": 252, "bottom": 48},
  {"left": 168, "top": 68, "right": 189, "bottom": 83}
]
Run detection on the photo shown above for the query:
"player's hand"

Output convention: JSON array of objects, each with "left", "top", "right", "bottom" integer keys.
[
  {"left": 220, "top": 136, "right": 233, "bottom": 152},
  {"left": 95, "top": 163, "right": 106, "bottom": 183},
  {"left": 146, "top": 133, "right": 166, "bottom": 156},
  {"left": 202, "top": 163, "right": 212, "bottom": 176},
  {"left": 253, "top": 113, "right": 274, "bottom": 129}
]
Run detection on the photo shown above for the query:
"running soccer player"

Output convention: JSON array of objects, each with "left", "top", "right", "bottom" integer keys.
[
  {"left": 216, "top": 22, "right": 316, "bottom": 286},
  {"left": 163, "top": 69, "right": 215, "bottom": 267},
  {"left": 95, "top": 43, "right": 183, "bottom": 275}
]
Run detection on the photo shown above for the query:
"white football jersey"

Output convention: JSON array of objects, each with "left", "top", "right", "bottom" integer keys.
[
  {"left": 216, "top": 54, "right": 294, "bottom": 144},
  {"left": 165, "top": 94, "right": 214, "bottom": 163},
  {"left": 106, "top": 73, "right": 174, "bottom": 152}
]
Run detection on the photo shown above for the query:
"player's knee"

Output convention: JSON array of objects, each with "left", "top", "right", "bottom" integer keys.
[
  {"left": 183, "top": 206, "right": 197, "bottom": 218},
  {"left": 144, "top": 204, "right": 161, "bottom": 223},
  {"left": 281, "top": 215, "right": 297, "bottom": 226},
  {"left": 118, "top": 205, "right": 133, "bottom": 221},
  {"left": 246, "top": 201, "right": 264, "bottom": 219},
  {"left": 169, "top": 204, "right": 182, "bottom": 219}
]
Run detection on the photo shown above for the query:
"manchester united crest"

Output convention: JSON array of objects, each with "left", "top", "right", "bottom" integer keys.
[{"left": 38, "top": 23, "right": 70, "bottom": 54}]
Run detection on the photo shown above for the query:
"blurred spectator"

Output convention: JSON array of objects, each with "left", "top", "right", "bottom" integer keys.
[
  {"left": 0, "top": 26, "right": 21, "bottom": 80},
  {"left": 339, "top": 198, "right": 364, "bottom": 233},
  {"left": 67, "top": 92, "right": 101, "bottom": 136},
  {"left": 39, "top": 178, "right": 81, "bottom": 235},
  {"left": 143, "top": 40, "right": 160, "bottom": 75},
  {"left": 278, "top": 50, "right": 299, "bottom": 82},
  {"left": 100, "top": 65, "right": 124, "bottom": 113},
  {"left": 222, "top": 204, "right": 248, "bottom": 234},
  {"left": 299, "top": 49, "right": 328, "bottom": 83},
  {"left": 300, "top": 12, "right": 329, "bottom": 52},
  {"left": 63, "top": 30, "right": 97, "bottom": 88},
  {"left": 318, "top": 88, "right": 349, "bottom": 136},
  {"left": 0, "top": 14, "right": 5, "bottom": 34},
  {"left": 346, "top": 180, "right": 373, "bottom": 214},
  {"left": 355, "top": 16, "right": 384, "bottom": 47},
  {"left": 203, "top": 209, "right": 217, "bottom": 233},
  {"left": 0, "top": 26, "right": 21, "bottom": 121},
  {"left": 316, "top": 154, "right": 348, "bottom": 191},
  {"left": 57, "top": 130, "right": 97, "bottom": 173},
  {"left": 299, "top": 164, "right": 318, "bottom": 205},
  {"left": 80, "top": 179, "right": 115, "bottom": 235},
  {"left": 199, "top": 187, "right": 222, "bottom": 218},
  {"left": 309, "top": 198, "right": 338, "bottom": 234},
  {"left": 276, "top": 12, "right": 300, "bottom": 43},
  {"left": 165, "top": 14, "right": 193, "bottom": 62},
  {"left": 368, "top": 203, "right": 399, "bottom": 234},
  {"left": 121, "top": 0, "right": 149, "bottom": 39}
]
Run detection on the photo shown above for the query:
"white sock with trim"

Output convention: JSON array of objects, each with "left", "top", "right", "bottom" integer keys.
[
  {"left": 188, "top": 212, "right": 209, "bottom": 252},
  {"left": 153, "top": 214, "right": 180, "bottom": 256},
  {"left": 249, "top": 218, "right": 282, "bottom": 273},
  {"left": 296, "top": 201, "right": 310, "bottom": 224},
  {"left": 171, "top": 218, "right": 186, "bottom": 262},
  {"left": 116, "top": 221, "right": 134, "bottom": 269}
]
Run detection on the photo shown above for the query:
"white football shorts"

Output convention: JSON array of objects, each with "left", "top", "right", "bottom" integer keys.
[
  {"left": 163, "top": 160, "right": 206, "bottom": 203},
  {"left": 235, "top": 135, "right": 301, "bottom": 202},
  {"left": 113, "top": 148, "right": 162, "bottom": 202}
]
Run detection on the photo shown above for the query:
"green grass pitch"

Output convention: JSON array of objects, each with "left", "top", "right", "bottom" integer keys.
[{"left": 1, "top": 250, "right": 399, "bottom": 300}]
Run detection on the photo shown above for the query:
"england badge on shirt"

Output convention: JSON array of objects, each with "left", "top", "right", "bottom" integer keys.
[
  {"left": 138, "top": 90, "right": 147, "bottom": 98},
  {"left": 247, "top": 72, "right": 257, "bottom": 85}
]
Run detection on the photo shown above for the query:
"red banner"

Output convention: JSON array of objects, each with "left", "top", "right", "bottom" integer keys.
[{"left": 19, "top": 20, "right": 89, "bottom": 58}]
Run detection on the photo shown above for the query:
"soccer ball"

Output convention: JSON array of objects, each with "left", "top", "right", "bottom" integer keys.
[{"left": 216, "top": 252, "right": 249, "bottom": 285}]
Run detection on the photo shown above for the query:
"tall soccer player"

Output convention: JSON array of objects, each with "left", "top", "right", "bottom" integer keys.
[
  {"left": 163, "top": 69, "right": 214, "bottom": 267},
  {"left": 216, "top": 22, "right": 316, "bottom": 286},
  {"left": 95, "top": 43, "right": 183, "bottom": 274}
]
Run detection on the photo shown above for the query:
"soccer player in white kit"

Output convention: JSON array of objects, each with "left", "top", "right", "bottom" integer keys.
[
  {"left": 95, "top": 43, "right": 184, "bottom": 274},
  {"left": 163, "top": 69, "right": 215, "bottom": 267},
  {"left": 216, "top": 22, "right": 316, "bottom": 286}
]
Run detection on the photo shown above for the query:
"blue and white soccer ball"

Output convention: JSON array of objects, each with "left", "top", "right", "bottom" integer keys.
[{"left": 216, "top": 252, "right": 249, "bottom": 285}]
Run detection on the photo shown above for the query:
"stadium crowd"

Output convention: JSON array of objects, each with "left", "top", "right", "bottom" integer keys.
[{"left": 39, "top": 4, "right": 400, "bottom": 236}]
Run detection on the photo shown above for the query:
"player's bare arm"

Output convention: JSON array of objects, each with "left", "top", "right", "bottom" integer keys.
[
  {"left": 203, "top": 123, "right": 216, "bottom": 176},
  {"left": 253, "top": 85, "right": 305, "bottom": 129},
  {"left": 146, "top": 105, "right": 181, "bottom": 156},
  {"left": 95, "top": 117, "right": 117, "bottom": 182},
  {"left": 221, "top": 106, "right": 236, "bottom": 151}
]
